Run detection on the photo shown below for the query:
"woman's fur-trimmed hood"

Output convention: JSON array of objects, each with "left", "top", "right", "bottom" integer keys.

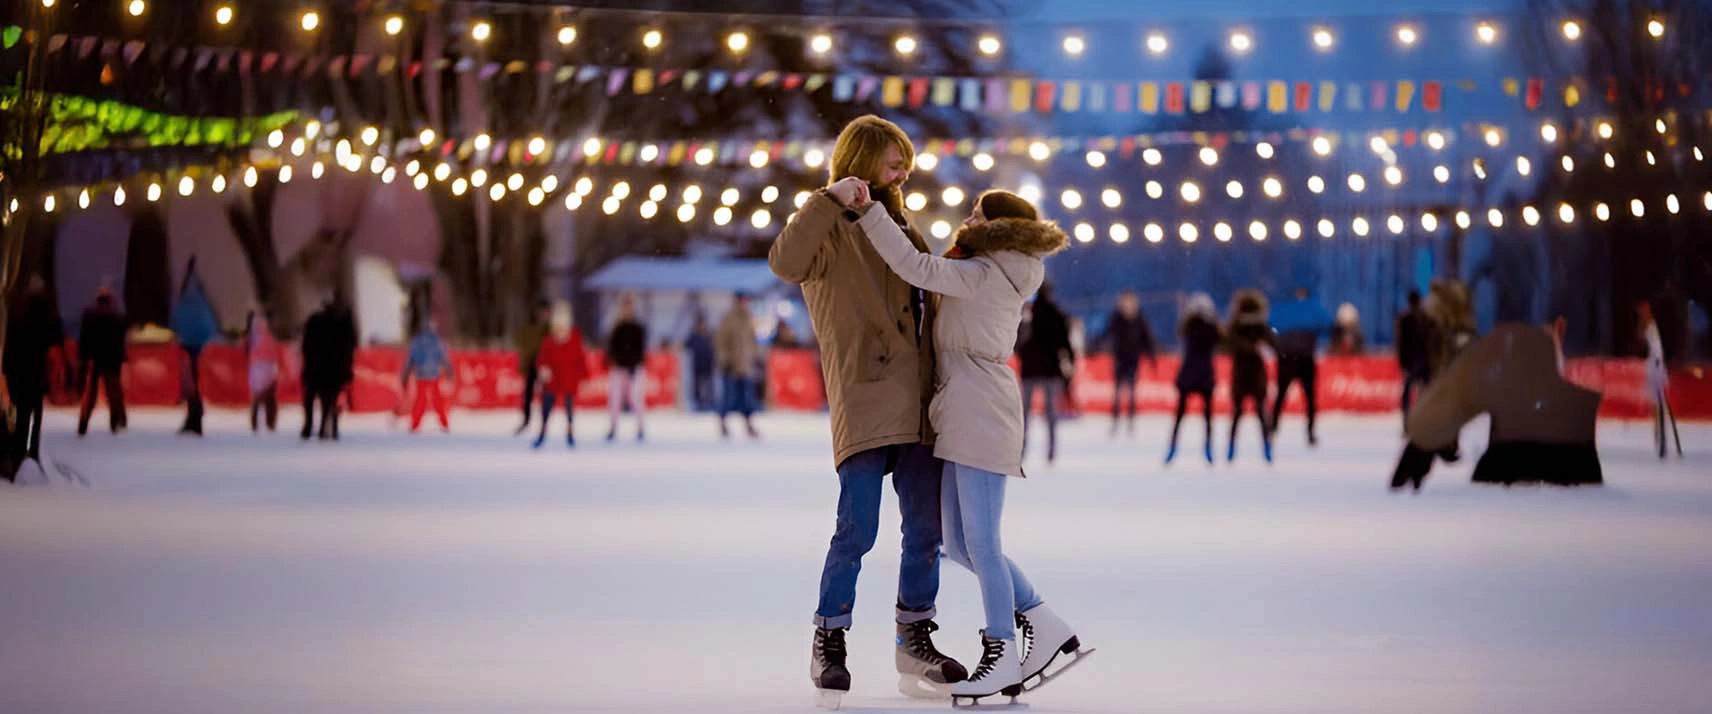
[{"left": 949, "top": 217, "right": 1069, "bottom": 257}]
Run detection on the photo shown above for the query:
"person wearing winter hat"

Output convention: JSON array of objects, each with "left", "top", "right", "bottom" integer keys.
[
  {"left": 1167, "top": 292, "right": 1221, "bottom": 465},
  {"left": 533, "top": 301, "right": 588, "bottom": 449},
  {"left": 838, "top": 182, "right": 1090, "bottom": 704},
  {"left": 1225, "top": 289, "right": 1275, "bottom": 463}
]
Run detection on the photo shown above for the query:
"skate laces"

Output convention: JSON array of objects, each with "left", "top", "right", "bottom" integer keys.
[
  {"left": 903, "top": 620, "right": 949, "bottom": 661},
  {"left": 1013, "top": 611, "right": 1036, "bottom": 657},
  {"left": 816, "top": 628, "right": 847, "bottom": 666},
  {"left": 969, "top": 637, "right": 1007, "bottom": 681}
]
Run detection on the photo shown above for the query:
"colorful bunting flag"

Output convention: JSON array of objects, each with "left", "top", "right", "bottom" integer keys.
[
  {"left": 1267, "top": 81, "right": 1288, "bottom": 113},
  {"left": 1190, "top": 81, "right": 1211, "bottom": 113},
  {"left": 1139, "top": 82, "right": 1159, "bottom": 114},
  {"left": 1395, "top": 80, "right": 1415, "bottom": 112},
  {"left": 1318, "top": 81, "right": 1337, "bottom": 112}
]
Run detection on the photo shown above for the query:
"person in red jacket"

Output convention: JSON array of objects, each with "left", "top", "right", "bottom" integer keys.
[{"left": 534, "top": 302, "right": 588, "bottom": 449}]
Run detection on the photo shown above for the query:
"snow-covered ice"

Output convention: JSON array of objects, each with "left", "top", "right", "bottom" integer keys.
[{"left": 3, "top": 408, "right": 1710, "bottom": 713}]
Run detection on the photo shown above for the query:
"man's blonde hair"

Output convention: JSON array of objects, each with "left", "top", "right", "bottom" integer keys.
[{"left": 828, "top": 115, "right": 915, "bottom": 187}]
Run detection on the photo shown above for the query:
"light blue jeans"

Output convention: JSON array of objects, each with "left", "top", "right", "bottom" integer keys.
[{"left": 941, "top": 461, "right": 1043, "bottom": 641}]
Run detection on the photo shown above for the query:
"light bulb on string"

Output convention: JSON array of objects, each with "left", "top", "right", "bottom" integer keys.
[
  {"left": 612, "top": 181, "right": 632, "bottom": 200},
  {"left": 1074, "top": 223, "right": 1096, "bottom": 243},
  {"left": 1225, "top": 180, "right": 1243, "bottom": 199},
  {"left": 749, "top": 150, "right": 769, "bottom": 169},
  {"left": 759, "top": 185, "right": 778, "bottom": 203},
  {"left": 1142, "top": 148, "right": 1163, "bottom": 166},
  {"left": 1179, "top": 181, "right": 1201, "bottom": 204},
  {"left": 42, "top": 195, "right": 55, "bottom": 213},
  {"left": 1312, "top": 27, "right": 1335, "bottom": 51},
  {"left": 916, "top": 153, "right": 939, "bottom": 171},
  {"left": 1561, "top": 156, "right": 1575, "bottom": 173},
  {"left": 1312, "top": 136, "right": 1333, "bottom": 156},
  {"left": 148, "top": 181, "right": 163, "bottom": 200},
  {"left": 682, "top": 185, "right": 702, "bottom": 204},
  {"left": 972, "top": 152, "right": 995, "bottom": 172},
  {"left": 803, "top": 148, "right": 826, "bottom": 169},
  {"left": 528, "top": 136, "right": 548, "bottom": 156},
  {"left": 1101, "top": 188, "right": 1121, "bottom": 208},
  {"left": 638, "top": 200, "right": 657, "bottom": 219},
  {"left": 1228, "top": 30, "right": 1253, "bottom": 54},
  {"left": 713, "top": 206, "right": 732, "bottom": 225},
  {"left": 1249, "top": 221, "right": 1268, "bottom": 242},
  {"left": 1352, "top": 217, "right": 1370, "bottom": 237},
  {"left": 751, "top": 209, "right": 772, "bottom": 229},
  {"left": 1473, "top": 159, "right": 1488, "bottom": 180},
  {"left": 243, "top": 166, "right": 258, "bottom": 187},
  {"left": 267, "top": 129, "right": 285, "bottom": 148},
  {"left": 1484, "top": 128, "right": 1503, "bottom": 147},
  {"left": 1256, "top": 142, "right": 1274, "bottom": 159},
  {"left": 1604, "top": 153, "right": 1616, "bottom": 169},
  {"left": 539, "top": 175, "right": 559, "bottom": 194},
  {"left": 1307, "top": 176, "right": 1326, "bottom": 194},
  {"left": 470, "top": 20, "right": 492, "bottom": 43},
  {"left": 300, "top": 10, "right": 319, "bottom": 32},
  {"left": 1370, "top": 136, "right": 1390, "bottom": 155},
  {"left": 385, "top": 16, "right": 404, "bottom": 36},
  {"left": 1646, "top": 151, "right": 1657, "bottom": 166},
  {"left": 894, "top": 35, "right": 918, "bottom": 55},
  {"left": 906, "top": 192, "right": 929, "bottom": 211},
  {"left": 1522, "top": 206, "right": 1541, "bottom": 226},
  {"left": 470, "top": 168, "right": 488, "bottom": 188},
  {"left": 1179, "top": 223, "right": 1199, "bottom": 243},
  {"left": 794, "top": 191, "right": 811, "bottom": 209},
  {"left": 1426, "top": 131, "right": 1446, "bottom": 151},
  {"left": 944, "top": 187, "right": 967, "bottom": 206},
  {"left": 1631, "top": 199, "right": 1645, "bottom": 218},
  {"left": 1487, "top": 208, "right": 1504, "bottom": 227},
  {"left": 1384, "top": 166, "right": 1404, "bottom": 186},
  {"left": 1647, "top": 18, "right": 1665, "bottom": 39},
  {"left": 1396, "top": 24, "right": 1419, "bottom": 47},
  {"left": 77, "top": 189, "right": 89, "bottom": 209},
  {"left": 931, "top": 220, "right": 952, "bottom": 239},
  {"left": 413, "top": 173, "right": 429, "bottom": 191},
  {"left": 1283, "top": 220, "right": 1302, "bottom": 240},
  {"left": 1262, "top": 177, "right": 1283, "bottom": 198},
  {"left": 1420, "top": 213, "right": 1439, "bottom": 232},
  {"left": 434, "top": 163, "right": 452, "bottom": 182},
  {"left": 1146, "top": 33, "right": 1169, "bottom": 55},
  {"left": 178, "top": 176, "right": 194, "bottom": 197},
  {"left": 721, "top": 188, "right": 739, "bottom": 206},
  {"left": 978, "top": 35, "right": 1002, "bottom": 56},
  {"left": 1455, "top": 211, "right": 1472, "bottom": 229},
  {"left": 694, "top": 147, "right": 715, "bottom": 166},
  {"left": 525, "top": 187, "right": 543, "bottom": 206},
  {"left": 1214, "top": 222, "right": 1233, "bottom": 242},
  {"left": 601, "top": 195, "right": 619, "bottom": 214},
  {"left": 1060, "top": 189, "right": 1083, "bottom": 210},
  {"left": 573, "top": 177, "right": 593, "bottom": 196},
  {"left": 1199, "top": 147, "right": 1219, "bottom": 166},
  {"left": 1318, "top": 219, "right": 1335, "bottom": 238},
  {"left": 677, "top": 204, "right": 695, "bottom": 223},
  {"left": 1085, "top": 151, "right": 1107, "bottom": 168},
  {"left": 1597, "top": 121, "right": 1614, "bottom": 140},
  {"left": 642, "top": 29, "right": 663, "bottom": 50},
  {"left": 1434, "top": 165, "right": 1451, "bottom": 183},
  {"left": 1028, "top": 141, "right": 1051, "bottom": 162},
  {"left": 726, "top": 31, "right": 750, "bottom": 54},
  {"left": 1144, "top": 223, "right": 1165, "bottom": 243},
  {"left": 1145, "top": 181, "right": 1164, "bottom": 199},
  {"left": 381, "top": 167, "right": 397, "bottom": 185},
  {"left": 564, "top": 193, "right": 583, "bottom": 211},
  {"left": 113, "top": 186, "right": 127, "bottom": 206},
  {"left": 1062, "top": 35, "right": 1087, "bottom": 57},
  {"left": 1595, "top": 203, "right": 1610, "bottom": 222},
  {"left": 1347, "top": 173, "right": 1366, "bottom": 193},
  {"left": 648, "top": 183, "right": 667, "bottom": 202},
  {"left": 508, "top": 173, "right": 526, "bottom": 192},
  {"left": 1562, "top": 20, "right": 1582, "bottom": 40},
  {"left": 214, "top": 4, "right": 234, "bottom": 25},
  {"left": 290, "top": 138, "right": 306, "bottom": 156},
  {"left": 1110, "top": 224, "right": 1131, "bottom": 243},
  {"left": 1705, "top": 192, "right": 1712, "bottom": 212},
  {"left": 1388, "top": 215, "right": 1405, "bottom": 235},
  {"left": 1540, "top": 123, "right": 1558, "bottom": 143},
  {"left": 558, "top": 25, "right": 578, "bottom": 46},
  {"left": 1516, "top": 157, "right": 1532, "bottom": 176},
  {"left": 1476, "top": 21, "right": 1498, "bottom": 45},
  {"left": 212, "top": 175, "right": 227, "bottom": 194},
  {"left": 809, "top": 34, "right": 833, "bottom": 55},
  {"left": 1558, "top": 203, "right": 1575, "bottom": 224},
  {"left": 1666, "top": 194, "right": 1680, "bottom": 214}
]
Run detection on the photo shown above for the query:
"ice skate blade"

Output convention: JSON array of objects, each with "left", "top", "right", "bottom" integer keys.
[
  {"left": 1020, "top": 647, "right": 1096, "bottom": 694},
  {"left": 898, "top": 673, "right": 952, "bottom": 699},
  {"left": 814, "top": 689, "right": 844, "bottom": 710},
  {"left": 951, "top": 692, "right": 1028, "bottom": 709}
]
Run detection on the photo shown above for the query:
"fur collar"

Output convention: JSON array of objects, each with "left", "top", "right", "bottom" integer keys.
[{"left": 948, "top": 218, "right": 1068, "bottom": 258}]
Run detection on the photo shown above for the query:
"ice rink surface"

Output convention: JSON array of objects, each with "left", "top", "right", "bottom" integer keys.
[{"left": 3, "top": 408, "right": 1709, "bottom": 713}]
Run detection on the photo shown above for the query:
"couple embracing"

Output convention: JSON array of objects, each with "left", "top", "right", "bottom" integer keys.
[{"left": 770, "top": 115, "right": 1090, "bottom": 707}]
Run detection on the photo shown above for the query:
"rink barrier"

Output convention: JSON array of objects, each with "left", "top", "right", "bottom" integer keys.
[{"left": 45, "top": 343, "right": 1711, "bottom": 419}]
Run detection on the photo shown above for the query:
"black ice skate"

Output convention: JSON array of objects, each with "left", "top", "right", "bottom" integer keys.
[
  {"left": 896, "top": 619, "right": 967, "bottom": 698},
  {"left": 810, "top": 626, "right": 850, "bottom": 710}
]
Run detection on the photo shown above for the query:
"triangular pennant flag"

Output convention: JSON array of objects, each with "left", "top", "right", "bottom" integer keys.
[
  {"left": 172, "top": 46, "right": 190, "bottom": 68},
  {"left": 882, "top": 76, "right": 906, "bottom": 107},
  {"left": 755, "top": 71, "right": 779, "bottom": 87},
  {"left": 856, "top": 76, "right": 879, "bottom": 101},
  {"left": 1189, "top": 81, "right": 1211, "bottom": 113},
  {"left": 1346, "top": 82, "right": 1365, "bottom": 111},
  {"left": 1525, "top": 78, "right": 1543, "bottom": 110},
  {"left": 1061, "top": 81, "right": 1082, "bottom": 112},
  {"left": 1266, "top": 81, "right": 1288, "bottom": 113},
  {"left": 668, "top": 141, "right": 687, "bottom": 166},
  {"left": 555, "top": 66, "right": 575, "bottom": 83},
  {"left": 619, "top": 142, "right": 636, "bottom": 164},
  {"left": 606, "top": 67, "right": 630, "bottom": 95},
  {"left": 932, "top": 77, "right": 956, "bottom": 107},
  {"left": 781, "top": 73, "right": 802, "bottom": 90},
  {"left": 1422, "top": 81, "right": 1442, "bottom": 111},
  {"left": 731, "top": 71, "right": 753, "bottom": 87},
  {"left": 101, "top": 39, "right": 120, "bottom": 58},
  {"left": 238, "top": 50, "right": 253, "bottom": 75},
  {"left": 350, "top": 54, "right": 373, "bottom": 77},
  {"left": 1241, "top": 82, "right": 1262, "bottom": 111},
  {"left": 1563, "top": 83, "right": 1581, "bottom": 108},
  {"left": 2, "top": 26, "right": 21, "bottom": 50},
  {"left": 907, "top": 76, "right": 930, "bottom": 108},
  {"left": 47, "top": 34, "right": 67, "bottom": 54},
  {"left": 433, "top": 57, "right": 451, "bottom": 70},
  {"left": 215, "top": 48, "right": 233, "bottom": 72},
  {"left": 536, "top": 60, "right": 553, "bottom": 75},
  {"left": 1216, "top": 81, "right": 1237, "bottom": 109},
  {"left": 281, "top": 53, "right": 302, "bottom": 75},
  {"left": 260, "top": 52, "right": 279, "bottom": 73},
  {"left": 1113, "top": 82, "right": 1132, "bottom": 113},
  {"left": 1034, "top": 81, "right": 1057, "bottom": 113},
  {"left": 1087, "top": 82, "right": 1107, "bottom": 112},
  {"left": 708, "top": 70, "right": 729, "bottom": 93},
  {"left": 960, "top": 78, "right": 982, "bottom": 111},
  {"left": 1009, "top": 79, "right": 1031, "bottom": 113},
  {"left": 79, "top": 36, "right": 99, "bottom": 59},
  {"left": 1369, "top": 81, "right": 1387, "bottom": 111},
  {"left": 633, "top": 68, "right": 654, "bottom": 94},
  {"left": 985, "top": 79, "right": 1007, "bottom": 113},
  {"left": 832, "top": 75, "right": 854, "bottom": 102},
  {"left": 1395, "top": 80, "right": 1416, "bottom": 112},
  {"left": 1294, "top": 82, "right": 1312, "bottom": 112},
  {"left": 194, "top": 48, "right": 213, "bottom": 72},
  {"left": 1502, "top": 78, "right": 1520, "bottom": 96},
  {"left": 1139, "top": 82, "right": 1159, "bottom": 114},
  {"left": 376, "top": 55, "right": 395, "bottom": 75},
  {"left": 503, "top": 60, "right": 526, "bottom": 74},
  {"left": 408, "top": 61, "right": 424, "bottom": 78},
  {"left": 681, "top": 69, "right": 701, "bottom": 89},
  {"left": 658, "top": 69, "right": 679, "bottom": 86},
  {"left": 454, "top": 57, "right": 477, "bottom": 73},
  {"left": 326, "top": 56, "right": 345, "bottom": 78},
  {"left": 1164, "top": 82, "right": 1185, "bottom": 113},
  {"left": 804, "top": 74, "right": 827, "bottom": 92},
  {"left": 1318, "top": 81, "right": 1337, "bottom": 112},
  {"left": 480, "top": 62, "right": 502, "bottom": 80}
]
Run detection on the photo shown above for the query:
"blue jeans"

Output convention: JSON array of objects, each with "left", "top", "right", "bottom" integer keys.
[
  {"left": 941, "top": 461, "right": 1042, "bottom": 641},
  {"left": 720, "top": 372, "right": 758, "bottom": 418},
  {"left": 814, "top": 444, "right": 944, "bottom": 629}
]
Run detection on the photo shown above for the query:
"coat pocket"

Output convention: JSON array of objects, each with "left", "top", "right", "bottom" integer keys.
[{"left": 858, "top": 324, "right": 893, "bottom": 382}]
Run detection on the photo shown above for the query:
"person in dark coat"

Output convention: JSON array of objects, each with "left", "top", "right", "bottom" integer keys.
[
  {"left": 1225, "top": 289, "right": 1275, "bottom": 463},
  {"left": 5, "top": 277, "right": 66, "bottom": 460},
  {"left": 605, "top": 294, "right": 648, "bottom": 443},
  {"left": 1267, "top": 288, "right": 1334, "bottom": 447},
  {"left": 514, "top": 300, "right": 550, "bottom": 434},
  {"left": 1016, "top": 282, "right": 1073, "bottom": 464},
  {"left": 169, "top": 258, "right": 221, "bottom": 436},
  {"left": 76, "top": 289, "right": 129, "bottom": 436},
  {"left": 300, "top": 298, "right": 358, "bottom": 441},
  {"left": 1395, "top": 290, "right": 1432, "bottom": 425},
  {"left": 1100, "top": 291, "right": 1156, "bottom": 437},
  {"left": 1167, "top": 292, "right": 1220, "bottom": 465},
  {"left": 684, "top": 314, "right": 717, "bottom": 412},
  {"left": 1391, "top": 325, "right": 1602, "bottom": 490}
]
